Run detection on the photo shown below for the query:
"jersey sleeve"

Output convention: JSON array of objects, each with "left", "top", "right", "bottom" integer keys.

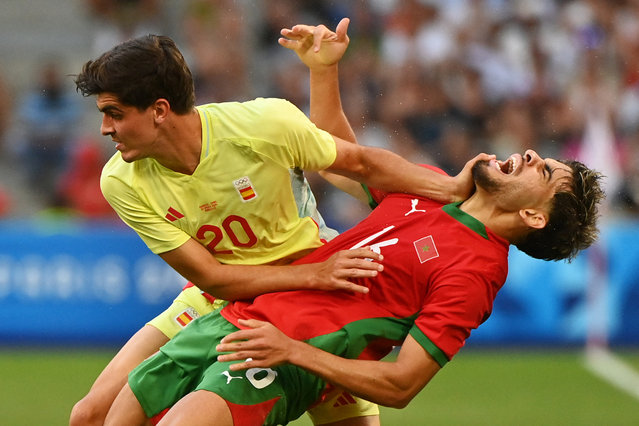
[
  {"left": 409, "top": 270, "right": 495, "bottom": 367},
  {"left": 249, "top": 98, "right": 337, "bottom": 171},
  {"left": 100, "top": 170, "right": 190, "bottom": 254}
]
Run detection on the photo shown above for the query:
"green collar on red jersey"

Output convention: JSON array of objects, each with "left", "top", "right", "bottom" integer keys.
[{"left": 442, "top": 202, "right": 489, "bottom": 240}]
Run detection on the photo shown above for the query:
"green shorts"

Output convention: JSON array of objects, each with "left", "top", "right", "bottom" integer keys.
[
  {"left": 129, "top": 312, "right": 326, "bottom": 425},
  {"left": 141, "top": 286, "right": 379, "bottom": 424}
]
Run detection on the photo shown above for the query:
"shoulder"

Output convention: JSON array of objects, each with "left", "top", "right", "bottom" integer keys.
[
  {"left": 200, "top": 98, "right": 307, "bottom": 132},
  {"left": 251, "top": 98, "right": 306, "bottom": 125},
  {"left": 200, "top": 98, "right": 300, "bottom": 116}
]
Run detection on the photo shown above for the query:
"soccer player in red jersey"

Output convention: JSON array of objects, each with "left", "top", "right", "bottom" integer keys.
[{"left": 105, "top": 150, "right": 603, "bottom": 426}]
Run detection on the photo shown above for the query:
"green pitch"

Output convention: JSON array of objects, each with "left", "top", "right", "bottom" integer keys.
[{"left": 0, "top": 348, "right": 637, "bottom": 425}]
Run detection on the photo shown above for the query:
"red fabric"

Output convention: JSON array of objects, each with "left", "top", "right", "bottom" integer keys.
[
  {"left": 222, "top": 193, "right": 508, "bottom": 361},
  {"left": 57, "top": 143, "right": 114, "bottom": 217},
  {"left": 226, "top": 397, "right": 280, "bottom": 425},
  {"left": 150, "top": 408, "right": 169, "bottom": 425},
  {"left": 148, "top": 395, "right": 279, "bottom": 424}
]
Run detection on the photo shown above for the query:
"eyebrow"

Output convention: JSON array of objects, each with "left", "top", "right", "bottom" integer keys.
[{"left": 97, "top": 105, "right": 122, "bottom": 114}]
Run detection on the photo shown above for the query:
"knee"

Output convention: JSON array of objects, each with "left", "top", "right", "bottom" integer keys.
[{"left": 69, "top": 395, "right": 106, "bottom": 426}]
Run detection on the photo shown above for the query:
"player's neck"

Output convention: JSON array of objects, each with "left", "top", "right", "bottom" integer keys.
[
  {"left": 459, "top": 194, "right": 521, "bottom": 244},
  {"left": 155, "top": 108, "right": 202, "bottom": 175}
]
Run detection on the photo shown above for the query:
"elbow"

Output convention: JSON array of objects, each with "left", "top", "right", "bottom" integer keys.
[
  {"left": 396, "top": 391, "right": 417, "bottom": 409},
  {"left": 385, "top": 394, "right": 413, "bottom": 409},
  {"left": 341, "top": 145, "right": 373, "bottom": 181},
  {"left": 381, "top": 387, "right": 417, "bottom": 409}
]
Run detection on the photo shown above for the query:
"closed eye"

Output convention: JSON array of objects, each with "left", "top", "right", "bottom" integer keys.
[{"left": 543, "top": 163, "right": 553, "bottom": 180}]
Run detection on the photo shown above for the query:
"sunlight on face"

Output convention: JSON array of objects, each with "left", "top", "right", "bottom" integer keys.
[{"left": 473, "top": 151, "right": 573, "bottom": 213}]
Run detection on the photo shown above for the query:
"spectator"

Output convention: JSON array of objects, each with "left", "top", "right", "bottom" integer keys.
[
  {"left": 181, "top": 0, "right": 251, "bottom": 102},
  {"left": 56, "top": 139, "right": 116, "bottom": 219},
  {"left": 0, "top": 70, "right": 13, "bottom": 216},
  {"left": 84, "top": 0, "right": 165, "bottom": 56},
  {"left": 16, "top": 60, "right": 82, "bottom": 207}
]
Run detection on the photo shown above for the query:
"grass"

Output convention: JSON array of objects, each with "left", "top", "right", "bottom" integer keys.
[
  {"left": 0, "top": 347, "right": 637, "bottom": 425},
  {"left": 0, "top": 348, "right": 116, "bottom": 426}
]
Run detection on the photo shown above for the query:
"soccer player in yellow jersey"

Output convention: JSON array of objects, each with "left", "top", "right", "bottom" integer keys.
[{"left": 70, "top": 22, "right": 489, "bottom": 426}]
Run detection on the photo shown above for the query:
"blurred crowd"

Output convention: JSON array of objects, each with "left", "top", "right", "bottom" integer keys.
[{"left": 1, "top": 0, "right": 638, "bottom": 231}]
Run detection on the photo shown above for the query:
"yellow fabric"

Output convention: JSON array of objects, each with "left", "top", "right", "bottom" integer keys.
[
  {"left": 307, "top": 387, "right": 380, "bottom": 425},
  {"left": 147, "top": 286, "right": 226, "bottom": 339},
  {"left": 101, "top": 98, "right": 337, "bottom": 264},
  {"left": 104, "top": 97, "right": 373, "bottom": 423}
]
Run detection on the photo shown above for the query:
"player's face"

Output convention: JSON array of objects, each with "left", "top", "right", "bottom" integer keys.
[
  {"left": 96, "top": 93, "right": 158, "bottom": 163},
  {"left": 473, "top": 149, "right": 573, "bottom": 212}
]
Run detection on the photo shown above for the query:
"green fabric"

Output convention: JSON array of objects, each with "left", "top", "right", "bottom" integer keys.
[
  {"left": 409, "top": 326, "right": 449, "bottom": 367},
  {"left": 442, "top": 202, "right": 489, "bottom": 239},
  {"left": 128, "top": 312, "right": 325, "bottom": 424},
  {"left": 128, "top": 311, "right": 437, "bottom": 424},
  {"left": 361, "top": 184, "right": 378, "bottom": 209}
]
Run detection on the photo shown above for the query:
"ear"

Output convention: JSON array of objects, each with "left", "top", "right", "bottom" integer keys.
[
  {"left": 518, "top": 208, "right": 547, "bottom": 230},
  {"left": 152, "top": 99, "right": 171, "bottom": 123}
]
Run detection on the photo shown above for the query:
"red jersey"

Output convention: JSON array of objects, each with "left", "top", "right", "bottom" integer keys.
[{"left": 222, "top": 188, "right": 509, "bottom": 366}]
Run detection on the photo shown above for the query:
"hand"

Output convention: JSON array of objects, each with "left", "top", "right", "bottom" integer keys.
[
  {"left": 305, "top": 247, "right": 383, "bottom": 294},
  {"left": 278, "top": 17, "right": 350, "bottom": 70},
  {"left": 450, "top": 153, "right": 496, "bottom": 202},
  {"left": 217, "top": 319, "right": 296, "bottom": 370}
]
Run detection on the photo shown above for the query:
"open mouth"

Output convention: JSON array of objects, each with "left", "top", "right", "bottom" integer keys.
[{"left": 495, "top": 155, "right": 520, "bottom": 174}]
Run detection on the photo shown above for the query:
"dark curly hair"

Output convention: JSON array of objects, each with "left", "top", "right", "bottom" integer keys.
[
  {"left": 514, "top": 160, "right": 605, "bottom": 262},
  {"left": 75, "top": 34, "right": 195, "bottom": 114}
]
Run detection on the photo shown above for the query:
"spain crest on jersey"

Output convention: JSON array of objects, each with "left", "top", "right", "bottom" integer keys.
[{"left": 233, "top": 176, "right": 258, "bottom": 202}]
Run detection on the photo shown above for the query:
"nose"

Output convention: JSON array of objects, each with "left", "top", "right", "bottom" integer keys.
[
  {"left": 100, "top": 115, "right": 113, "bottom": 136},
  {"left": 524, "top": 149, "right": 542, "bottom": 167}
]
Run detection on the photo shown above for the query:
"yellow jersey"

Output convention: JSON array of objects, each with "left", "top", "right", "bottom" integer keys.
[{"left": 101, "top": 98, "right": 337, "bottom": 265}]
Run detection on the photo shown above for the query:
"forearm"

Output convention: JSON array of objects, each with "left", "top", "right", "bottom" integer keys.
[
  {"left": 180, "top": 263, "right": 318, "bottom": 300},
  {"left": 287, "top": 340, "right": 416, "bottom": 408},
  {"left": 160, "top": 240, "right": 378, "bottom": 300},
  {"left": 311, "top": 65, "right": 368, "bottom": 201},
  {"left": 219, "top": 322, "right": 440, "bottom": 408},
  {"left": 332, "top": 143, "right": 463, "bottom": 203},
  {"left": 309, "top": 65, "right": 356, "bottom": 143}
]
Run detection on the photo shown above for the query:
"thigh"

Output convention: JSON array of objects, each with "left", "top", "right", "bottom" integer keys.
[
  {"left": 86, "top": 324, "right": 169, "bottom": 409},
  {"left": 159, "top": 390, "right": 233, "bottom": 426},
  {"left": 129, "top": 313, "right": 237, "bottom": 418}
]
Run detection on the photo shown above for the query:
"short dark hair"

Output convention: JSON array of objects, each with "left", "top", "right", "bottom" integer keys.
[
  {"left": 514, "top": 160, "right": 605, "bottom": 262},
  {"left": 75, "top": 35, "right": 195, "bottom": 114}
]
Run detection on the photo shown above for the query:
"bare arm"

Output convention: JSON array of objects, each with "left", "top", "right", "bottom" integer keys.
[
  {"left": 280, "top": 18, "right": 366, "bottom": 200},
  {"left": 159, "top": 239, "right": 384, "bottom": 300},
  {"left": 329, "top": 140, "right": 490, "bottom": 203},
  {"left": 217, "top": 319, "right": 441, "bottom": 408},
  {"left": 281, "top": 19, "right": 492, "bottom": 203},
  {"left": 280, "top": 18, "right": 354, "bottom": 142}
]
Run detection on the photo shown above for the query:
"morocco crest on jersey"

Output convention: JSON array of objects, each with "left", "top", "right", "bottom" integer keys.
[{"left": 413, "top": 235, "right": 439, "bottom": 263}]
